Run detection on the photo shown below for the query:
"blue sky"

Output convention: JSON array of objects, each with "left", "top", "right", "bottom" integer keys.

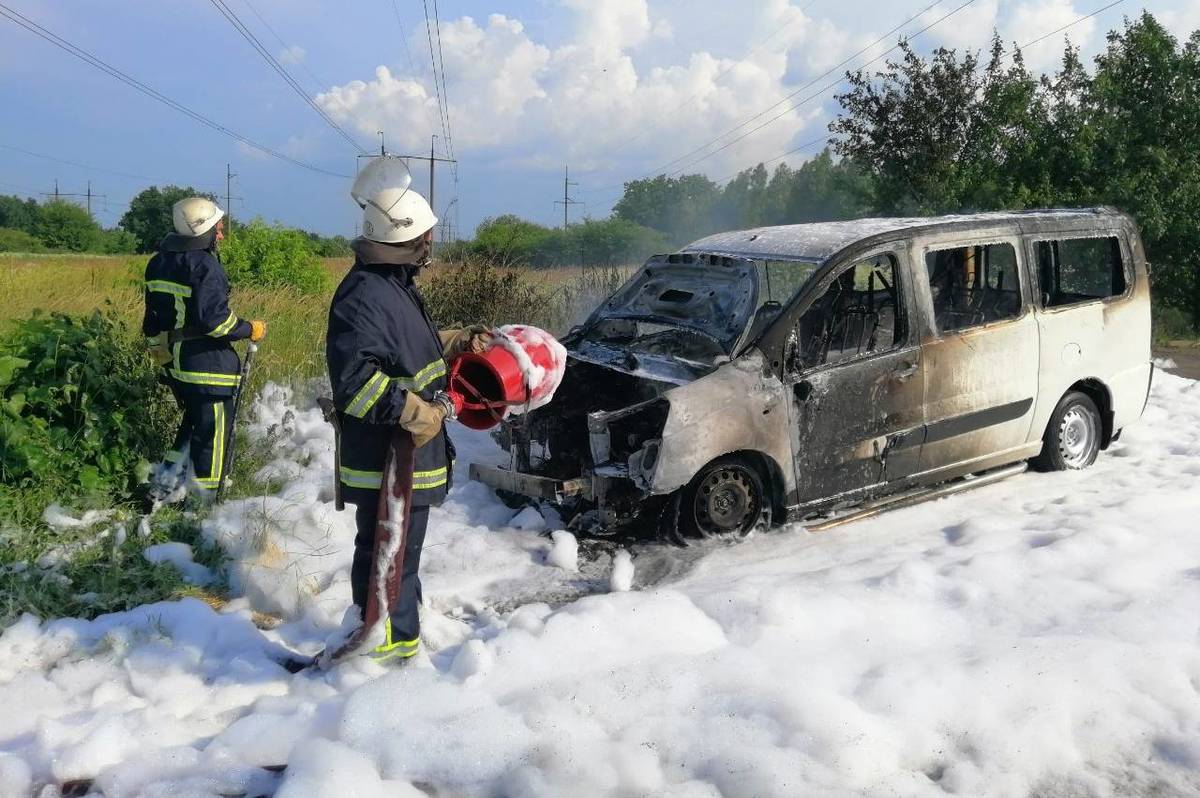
[{"left": 2, "top": 0, "right": 1198, "bottom": 238}]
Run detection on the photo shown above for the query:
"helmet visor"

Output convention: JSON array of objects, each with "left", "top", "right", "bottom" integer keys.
[{"left": 351, "top": 156, "right": 413, "bottom": 217}]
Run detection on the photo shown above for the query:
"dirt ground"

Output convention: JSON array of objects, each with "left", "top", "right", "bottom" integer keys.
[{"left": 1154, "top": 345, "right": 1200, "bottom": 381}]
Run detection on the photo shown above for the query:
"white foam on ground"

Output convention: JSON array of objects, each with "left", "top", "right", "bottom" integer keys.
[
  {"left": 1, "top": 374, "right": 1199, "bottom": 795},
  {"left": 609, "top": 548, "right": 634, "bottom": 592},
  {"left": 142, "top": 542, "right": 212, "bottom": 586}
]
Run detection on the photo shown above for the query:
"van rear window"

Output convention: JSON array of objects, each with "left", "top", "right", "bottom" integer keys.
[
  {"left": 1035, "top": 236, "right": 1126, "bottom": 308},
  {"left": 925, "top": 242, "right": 1022, "bottom": 334}
]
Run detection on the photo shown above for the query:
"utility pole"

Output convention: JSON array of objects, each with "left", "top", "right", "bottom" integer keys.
[
  {"left": 554, "top": 166, "right": 581, "bottom": 229},
  {"left": 226, "top": 164, "right": 237, "bottom": 232},
  {"left": 44, "top": 182, "right": 104, "bottom": 219},
  {"left": 390, "top": 136, "right": 456, "bottom": 248}
]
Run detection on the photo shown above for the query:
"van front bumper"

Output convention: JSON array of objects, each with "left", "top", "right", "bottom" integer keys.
[{"left": 468, "top": 463, "right": 650, "bottom": 528}]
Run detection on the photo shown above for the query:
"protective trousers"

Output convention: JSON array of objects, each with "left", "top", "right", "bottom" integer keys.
[
  {"left": 166, "top": 393, "right": 233, "bottom": 494},
  {"left": 352, "top": 497, "right": 430, "bottom": 660}
]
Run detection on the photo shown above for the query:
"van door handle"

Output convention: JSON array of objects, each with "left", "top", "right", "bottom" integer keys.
[{"left": 892, "top": 362, "right": 919, "bottom": 382}]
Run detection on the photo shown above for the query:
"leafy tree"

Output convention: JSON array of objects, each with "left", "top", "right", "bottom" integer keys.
[
  {"left": 783, "top": 150, "right": 877, "bottom": 222},
  {"left": 120, "top": 185, "right": 215, "bottom": 253},
  {"left": 35, "top": 201, "right": 102, "bottom": 252},
  {"left": 0, "top": 195, "right": 41, "bottom": 234},
  {"left": 0, "top": 227, "right": 44, "bottom": 253},
  {"left": 613, "top": 174, "right": 721, "bottom": 245},
  {"left": 831, "top": 35, "right": 1041, "bottom": 213}
]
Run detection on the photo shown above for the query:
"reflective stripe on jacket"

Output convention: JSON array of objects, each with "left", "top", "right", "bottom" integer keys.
[
  {"left": 325, "top": 260, "right": 452, "bottom": 507},
  {"left": 142, "top": 232, "right": 251, "bottom": 398}
]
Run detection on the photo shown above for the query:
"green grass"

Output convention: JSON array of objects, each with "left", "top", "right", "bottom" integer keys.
[{"left": 0, "top": 505, "right": 227, "bottom": 625}]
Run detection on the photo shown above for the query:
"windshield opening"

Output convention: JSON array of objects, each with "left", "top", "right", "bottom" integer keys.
[{"left": 580, "top": 254, "right": 822, "bottom": 363}]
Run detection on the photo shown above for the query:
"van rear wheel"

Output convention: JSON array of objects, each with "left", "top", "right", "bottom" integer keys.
[{"left": 1034, "top": 391, "right": 1101, "bottom": 471}]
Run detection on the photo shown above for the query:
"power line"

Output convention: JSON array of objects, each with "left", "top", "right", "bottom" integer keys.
[
  {"left": 207, "top": 0, "right": 368, "bottom": 153},
  {"left": 420, "top": 0, "right": 453, "bottom": 161},
  {"left": 617, "top": 4, "right": 813, "bottom": 153},
  {"left": 657, "top": 0, "right": 971, "bottom": 180},
  {"left": 705, "top": 0, "right": 1123, "bottom": 187},
  {"left": 387, "top": 0, "right": 442, "bottom": 149},
  {"left": 596, "top": 0, "right": 1129, "bottom": 209},
  {"left": 430, "top": 0, "right": 455, "bottom": 162},
  {"left": 0, "top": 2, "right": 350, "bottom": 178},
  {"left": 1021, "top": 0, "right": 1126, "bottom": 48},
  {"left": 0, "top": 141, "right": 226, "bottom": 192},
  {"left": 239, "top": 0, "right": 331, "bottom": 94},
  {"left": 582, "top": 0, "right": 956, "bottom": 196}
]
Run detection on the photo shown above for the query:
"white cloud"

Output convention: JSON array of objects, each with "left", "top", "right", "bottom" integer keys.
[
  {"left": 316, "top": 1, "right": 832, "bottom": 177},
  {"left": 920, "top": 0, "right": 1001, "bottom": 51},
  {"left": 1007, "top": 0, "right": 1095, "bottom": 71},
  {"left": 1159, "top": 2, "right": 1200, "bottom": 42},
  {"left": 279, "top": 44, "right": 306, "bottom": 65}
]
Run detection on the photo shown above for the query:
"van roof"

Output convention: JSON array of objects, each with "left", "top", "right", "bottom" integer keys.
[{"left": 682, "top": 207, "right": 1127, "bottom": 263}]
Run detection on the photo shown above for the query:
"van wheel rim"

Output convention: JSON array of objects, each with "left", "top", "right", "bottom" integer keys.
[
  {"left": 694, "top": 468, "right": 758, "bottom": 537},
  {"left": 1058, "top": 405, "right": 1097, "bottom": 468}
]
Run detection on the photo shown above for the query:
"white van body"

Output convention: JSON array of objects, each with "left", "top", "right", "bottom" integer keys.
[{"left": 474, "top": 208, "right": 1153, "bottom": 539}]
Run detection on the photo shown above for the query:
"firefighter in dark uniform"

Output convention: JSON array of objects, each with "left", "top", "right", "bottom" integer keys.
[
  {"left": 326, "top": 159, "right": 488, "bottom": 664},
  {"left": 142, "top": 197, "right": 266, "bottom": 497}
]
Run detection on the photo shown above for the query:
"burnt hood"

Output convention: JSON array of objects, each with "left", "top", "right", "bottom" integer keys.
[
  {"left": 568, "top": 339, "right": 713, "bottom": 386},
  {"left": 583, "top": 255, "right": 760, "bottom": 351}
]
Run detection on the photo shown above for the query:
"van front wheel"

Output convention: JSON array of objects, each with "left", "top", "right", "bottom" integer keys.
[
  {"left": 680, "top": 457, "right": 771, "bottom": 541},
  {"left": 1034, "top": 391, "right": 1101, "bottom": 471}
]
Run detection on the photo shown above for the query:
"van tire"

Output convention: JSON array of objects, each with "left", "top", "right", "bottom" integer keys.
[
  {"left": 1033, "top": 391, "right": 1102, "bottom": 471},
  {"left": 678, "top": 456, "right": 771, "bottom": 541}
]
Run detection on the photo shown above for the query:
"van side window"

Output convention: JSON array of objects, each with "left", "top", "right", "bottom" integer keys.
[
  {"left": 1036, "top": 236, "right": 1126, "bottom": 307},
  {"left": 795, "top": 254, "right": 906, "bottom": 369},
  {"left": 925, "top": 243, "right": 1022, "bottom": 333}
]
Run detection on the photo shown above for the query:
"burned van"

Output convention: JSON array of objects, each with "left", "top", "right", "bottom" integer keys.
[{"left": 470, "top": 208, "right": 1153, "bottom": 542}]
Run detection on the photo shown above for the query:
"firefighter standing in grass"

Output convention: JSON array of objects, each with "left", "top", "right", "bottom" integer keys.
[
  {"left": 142, "top": 198, "right": 266, "bottom": 498},
  {"left": 325, "top": 157, "right": 489, "bottom": 664}
]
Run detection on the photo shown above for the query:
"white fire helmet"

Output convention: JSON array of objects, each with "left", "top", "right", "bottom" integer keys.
[
  {"left": 172, "top": 197, "right": 225, "bottom": 237},
  {"left": 351, "top": 155, "right": 437, "bottom": 243}
]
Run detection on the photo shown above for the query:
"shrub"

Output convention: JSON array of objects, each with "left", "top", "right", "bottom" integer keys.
[
  {"left": 422, "top": 258, "right": 552, "bottom": 328},
  {"left": 0, "top": 227, "right": 44, "bottom": 253},
  {"left": 221, "top": 219, "right": 330, "bottom": 293},
  {"left": 0, "top": 310, "right": 175, "bottom": 502}
]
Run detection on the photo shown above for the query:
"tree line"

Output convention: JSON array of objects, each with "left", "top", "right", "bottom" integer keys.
[
  {"left": 612, "top": 13, "right": 1200, "bottom": 333},
  {"left": 0, "top": 184, "right": 353, "bottom": 258}
]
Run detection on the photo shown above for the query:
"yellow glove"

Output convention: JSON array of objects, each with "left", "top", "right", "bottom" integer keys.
[
  {"left": 439, "top": 324, "right": 492, "bottom": 358},
  {"left": 249, "top": 320, "right": 267, "bottom": 342},
  {"left": 399, "top": 392, "right": 448, "bottom": 448},
  {"left": 146, "top": 336, "right": 172, "bottom": 366}
]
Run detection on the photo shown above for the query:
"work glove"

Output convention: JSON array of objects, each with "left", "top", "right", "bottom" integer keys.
[
  {"left": 400, "top": 392, "right": 450, "bottom": 448},
  {"left": 249, "top": 320, "right": 268, "bottom": 342},
  {"left": 146, "top": 336, "right": 172, "bottom": 367},
  {"left": 439, "top": 325, "right": 492, "bottom": 358}
]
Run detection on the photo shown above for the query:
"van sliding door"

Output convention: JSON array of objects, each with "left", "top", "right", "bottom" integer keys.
[{"left": 916, "top": 237, "right": 1039, "bottom": 475}]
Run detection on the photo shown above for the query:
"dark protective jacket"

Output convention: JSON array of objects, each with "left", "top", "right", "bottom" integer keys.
[
  {"left": 142, "top": 232, "right": 252, "bottom": 398},
  {"left": 325, "top": 258, "right": 452, "bottom": 507}
]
